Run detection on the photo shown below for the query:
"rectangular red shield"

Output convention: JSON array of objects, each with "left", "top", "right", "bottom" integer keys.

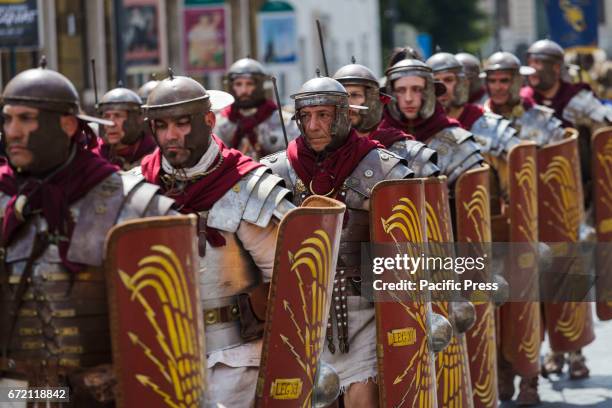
[
  {"left": 105, "top": 215, "right": 205, "bottom": 408},
  {"left": 455, "top": 165, "right": 498, "bottom": 408},
  {"left": 499, "top": 142, "right": 542, "bottom": 377},
  {"left": 255, "top": 196, "right": 345, "bottom": 407},
  {"left": 424, "top": 176, "right": 474, "bottom": 408},
  {"left": 369, "top": 179, "right": 437, "bottom": 408},
  {"left": 592, "top": 127, "right": 612, "bottom": 320},
  {"left": 539, "top": 133, "right": 595, "bottom": 352}
]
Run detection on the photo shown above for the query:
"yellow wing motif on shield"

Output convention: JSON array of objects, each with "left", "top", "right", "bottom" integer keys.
[
  {"left": 283, "top": 229, "right": 332, "bottom": 407},
  {"left": 119, "top": 245, "right": 203, "bottom": 408}
]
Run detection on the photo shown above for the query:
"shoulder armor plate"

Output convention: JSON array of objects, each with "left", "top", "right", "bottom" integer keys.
[
  {"left": 471, "top": 112, "right": 520, "bottom": 157},
  {"left": 344, "top": 148, "right": 413, "bottom": 209},
  {"left": 213, "top": 113, "right": 238, "bottom": 146},
  {"left": 256, "top": 111, "right": 301, "bottom": 154},
  {"left": 260, "top": 150, "right": 297, "bottom": 189},
  {"left": 387, "top": 139, "right": 440, "bottom": 177},
  {"left": 516, "top": 105, "right": 565, "bottom": 146},
  {"left": 428, "top": 126, "right": 484, "bottom": 185},
  {"left": 564, "top": 89, "right": 612, "bottom": 128},
  {"left": 67, "top": 171, "right": 163, "bottom": 266},
  {"left": 207, "top": 167, "right": 293, "bottom": 232}
]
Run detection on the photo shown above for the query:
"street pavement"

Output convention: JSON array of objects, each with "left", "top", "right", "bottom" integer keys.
[{"left": 501, "top": 309, "right": 612, "bottom": 407}]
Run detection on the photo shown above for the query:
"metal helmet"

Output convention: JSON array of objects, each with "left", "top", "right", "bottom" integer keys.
[
  {"left": 97, "top": 87, "right": 144, "bottom": 145},
  {"left": 137, "top": 79, "right": 160, "bottom": 101},
  {"left": 1, "top": 65, "right": 109, "bottom": 175},
  {"left": 426, "top": 52, "right": 469, "bottom": 107},
  {"left": 143, "top": 72, "right": 233, "bottom": 168},
  {"left": 1, "top": 66, "right": 80, "bottom": 115},
  {"left": 225, "top": 57, "right": 268, "bottom": 108},
  {"left": 456, "top": 52, "right": 484, "bottom": 97},
  {"left": 526, "top": 39, "right": 564, "bottom": 91},
  {"left": 144, "top": 74, "right": 212, "bottom": 119},
  {"left": 332, "top": 57, "right": 382, "bottom": 132},
  {"left": 291, "top": 76, "right": 351, "bottom": 150},
  {"left": 527, "top": 39, "right": 564, "bottom": 63},
  {"left": 385, "top": 58, "right": 439, "bottom": 120},
  {"left": 482, "top": 51, "right": 535, "bottom": 106}
]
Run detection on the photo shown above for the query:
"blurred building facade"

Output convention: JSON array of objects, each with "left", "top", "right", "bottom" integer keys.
[{"left": 0, "top": 0, "right": 381, "bottom": 110}]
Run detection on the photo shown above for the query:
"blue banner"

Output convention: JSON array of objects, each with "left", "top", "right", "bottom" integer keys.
[
  {"left": 417, "top": 33, "right": 432, "bottom": 59},
  {"left": 545, "top": 0, "right": 599, "bottom": 50}
]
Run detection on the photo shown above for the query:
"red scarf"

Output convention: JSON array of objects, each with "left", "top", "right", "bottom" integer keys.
[
  {"left": 521, "top": 82, "right": 591, "bottom": 126},
  {"left": 222, "top": 100, "right": 278, "bottom": 149},
  {"left": 382, "top": 103, "right": 460, "bottom": 142},
  {"left": 287, "top": 130, "right": 382, "bottom": 196},
  {"left": 141, "top": 135, "right": 263, "bottom": 246},
  {"left": 457, "top": 103, "right": 485, "bottom": 130},
  {"left": 369, "top": 115, "right": 415, "bottom": 147},
  {"left": 97, "top": 133, "right": 157, "bottom": 167},
  {"left": 0, "top": 146, "right": 118, "bottom": 273}
]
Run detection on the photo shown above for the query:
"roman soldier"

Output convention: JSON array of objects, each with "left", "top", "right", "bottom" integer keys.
[
  {"left": 456, "top": 52, "right": 488, "bottom": 106},
  {"left": 523, "top": 39, "right": 612, "bottom": 132},
  {"left": 383, "top": 58, "right": 483, "bottom": 187},
  {"left": 482, "top": 52, "right": 565, "bottom": 146},
  {"left": 0, "top": 66, "right": 175, "bottom": 405},
  {"left": 138, "top": 73, "right": 295, "bottom": 406},
  {"left": 482, "top": 50, "right": 595, "bottom": 402},
  {"left": 261, "top": 75, "right": 414, "bottom": 406},
  {"left": 524, "top": 38, "right": 612, "bottom": 380},
  {"left": 427, "top": 51, "right": 520, "bottom": 216},
  {"left": 214, "top": 57, "right": 300, "bottom": 159},
  {"left": 332, "top": 58, "right": 440, "bottom": 178},
  {"left": 95, "top": 87, "right": 156, "bottom": 170},
  {"left": 523, "top": 39, "right": 612, "bottom": 199}
]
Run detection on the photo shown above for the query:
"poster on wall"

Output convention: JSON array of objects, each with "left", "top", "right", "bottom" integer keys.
[
  {"left": 0, "top": 0, "right": 41, "bottom": 50},
  {"left": 256, "top": 1, "right": 298, "bottom": 103},
  {"left": 257, "top": 1, "right": 297, "bottom": 67},
  {"left": 123, "top": 0, "right": 167, "bottom": 73},
  {"left": 182, "top": 1, "right": 230, "bottom": 74}
]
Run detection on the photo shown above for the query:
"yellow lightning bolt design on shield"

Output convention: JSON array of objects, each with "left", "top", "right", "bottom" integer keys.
[{"left": 119, "top": 245, "right": 203, "bottom": 408}]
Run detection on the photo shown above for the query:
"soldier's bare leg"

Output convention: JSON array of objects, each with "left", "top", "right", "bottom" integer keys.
[
  {"left": 342, "top": 381, "right": 379, "bottom": 408},
  {"left": 568, "top": 349, "right": 590, "bottom": 379}
]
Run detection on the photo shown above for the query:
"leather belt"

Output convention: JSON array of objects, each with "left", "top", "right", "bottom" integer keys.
[{"left": 203, "top": 303, "right": 240, "bottom": 326}]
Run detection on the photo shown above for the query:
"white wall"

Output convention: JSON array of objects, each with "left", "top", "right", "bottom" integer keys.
[{"left": 268, "top": 0, "right": 382, "bottom": 103}]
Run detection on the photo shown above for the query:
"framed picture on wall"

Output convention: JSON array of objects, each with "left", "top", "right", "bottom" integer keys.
[{"left": 123, "top": 0, "right": 168, "bottom": 73}]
